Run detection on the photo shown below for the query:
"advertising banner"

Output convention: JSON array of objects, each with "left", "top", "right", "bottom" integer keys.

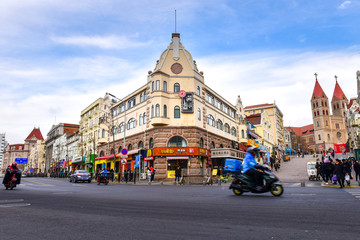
[{"left": 334, "top": 144, "right": 346, "bottom": 153}]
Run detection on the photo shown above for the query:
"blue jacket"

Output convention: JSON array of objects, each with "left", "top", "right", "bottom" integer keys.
[{"left": 242, "top": 152, "right": 258, "bottom": 173}]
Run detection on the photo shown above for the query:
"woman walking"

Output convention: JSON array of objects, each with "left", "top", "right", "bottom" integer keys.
[{"left": 333, "top": 159, "right": 345, "bottom": 188}]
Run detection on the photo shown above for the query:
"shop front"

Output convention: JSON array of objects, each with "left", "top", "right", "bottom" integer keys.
[
  {"left": 210, "top": 148, "right": 245, "bottom": 176},
  {"left": 85, "top": 154, "right": 97, "bottom": 174},
  {"left": 152, "top": 147, "right": 210, "bottom": 179},
  {"left": 72, "top": 157, "right": 85, "bottom": 171}
]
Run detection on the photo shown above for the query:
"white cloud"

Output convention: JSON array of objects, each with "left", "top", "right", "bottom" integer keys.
[
  {"left": 338, "top": 1, "right": 351, "bottom": 9},
  {"left": 197, "top": 50, "right": 360, "bottom": 127},
  {"left": 51, "top": 35, "right": 152, "bottom": 49}
]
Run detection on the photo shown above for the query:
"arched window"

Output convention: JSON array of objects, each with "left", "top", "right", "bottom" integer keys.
[
  {"left": 174, "top": 83, "right": 180, "bottom": 93},
  {"left": 128, "top": 144, "right": 132, "bottom": 151},
  {"left": 151, "top": 105, "right": 154, "bottom": 118},
  {"left": 110, "top": 148, "right": 115, "bottom": 155},
  {"left": 217, "top": 119, "right": 223, "bottom": 130},
  {"left": 231, "top": 127, "right": 236, "bottom": 136},
  {"left": 128, "top": 118, "right": 136, "bottom": 130},
  {"left": 314, "top": 112, "right": 316, "bottom": 117},
  {"left": 163, "top": 81, "right": 167, "bottom": 92},
  {"left": 241, "top": 130, "right": 245, "bottom": 138},
  {"left": 326, "top": 120, "right": 328, "bottom": 126},
  {"left": 207, "top": 115, "right": 215, "bottom": 127},
  {"left": 138, "top": 141, "right": 143, "bottom": 149},
  {"left": 197, "top": 86, "right": 200, "bottom": 95},
  {"left": 144, "top": 91, "right": 147, "bottom": 100},
  {"left": 318, "top": 134, "right": 321, "bottom": 140},
  {"left": 168, "top": 136, "right": 187, "bottom": 147},
  {"left": 143, "top": 112, "right": 146, "bottom": 124},
  {"left": 200, "top": 138, "right": 204, "bottom": 148},
  {"left": 139, "top": 114, "right": 143, "bottom": 126},
  {"left": 111, "top": 126, "right": 117, "bottom": 135},
  {"left": 174, "top": 106, "right": 180, "bottom": 118},
  {"left": 149, "top": 138, "right": 154, "bottom": 149},
  {"left": 224, "top": 123, "right": 230, "bottom": 133},
  {"left": 156, "top": 80, "right": 160, "bottom": 90},
  {"left": 119, "top": 123, "right": 125, "bottom": 133},
  {"left": 118, "top": 146, "right": 122, "bottom": 153},
  {"left": 155, "top": 104, "right": 160, "bottom": 117},
  {"left": 163, "top": 105, "right": 167, "bottom": 117},
  {"left": 198, "top": 108, "right": 201, "bottom": 120},
  {"left": 220, "top": 144, "right": 224, "bottom": 148},
  {"left": 211, "top": 142, "right": 215, "bottom": 149},
  {"left": 152, "top": 81, "right": 154, "bottom": 92},
  {"left": 100, "top": 151, "right": 104, "bottom": 157},
  {"left": 317, "top": 121, "right": 319, "bottom": 127},
  {"left": 102, "top": 129, "right": 105, "bottom": 138}
]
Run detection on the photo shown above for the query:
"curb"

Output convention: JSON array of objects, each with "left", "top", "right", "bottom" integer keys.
[{"left": 321, "top": 184, "right": 360, "bottom": 188}]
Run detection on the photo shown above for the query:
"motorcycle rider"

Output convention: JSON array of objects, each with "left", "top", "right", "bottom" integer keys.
[
  {"left": 2, "top": 162, "right": 20, "bottom": 185},
  {"left": 99, "top": 168, "right": 108, "bottom": 183},
  {"left": 242, "top": 147, "right": 264, "bottom": 190}
]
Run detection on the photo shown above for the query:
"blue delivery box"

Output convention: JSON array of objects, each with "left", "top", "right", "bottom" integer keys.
[{"left": 224, "top": 158, "right": 242, "bottom": 172}]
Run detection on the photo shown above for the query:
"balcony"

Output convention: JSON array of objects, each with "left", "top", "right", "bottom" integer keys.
[{"left": 151, "top": 117, "right": 170, "bottom": 126}]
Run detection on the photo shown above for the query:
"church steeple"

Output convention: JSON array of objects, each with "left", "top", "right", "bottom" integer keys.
[
  {"left": 331, "top": 76, "right": 348, "bottom": 117},
  {"left": 311, "top": 73, "right": 327, "bottom": 99}
]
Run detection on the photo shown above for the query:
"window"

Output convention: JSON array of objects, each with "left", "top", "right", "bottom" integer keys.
[
  {"left": 326, "top": 110, "right": 328, "bottom": 115},
  {"left": 316, "top": 102, "right": 318, "bottom": 107},
  {"left": 102, "top": 129, "right": 105, "bottom": 138},
  {"left": 314, "top": 112, "right": 316, "bottom": 117},
  {"left": 224, "top": 105, "right": 229, "bottom": 114},
  {"left": 322, "top": 110, "right": 325, "bottom": 115},
  {"left": 111, "top": 126, "right": 117, "bottom": 135},
  {"left": 230, "top": 110, "right": 235, "bottom": 118},
  {"left": 139, "top": 114, "right": 143, "bottom": 126},
  {"left": 163, "top": 81, "right": 167, "bottom": 92},
  {"left": 318, "top": 134, "right": 321, "bottom": 140},
  {"left": 168, "top": 136, "right": 187, "bottom": 147},
  {"left": 325, "top": 102, "right": 327, "bottom": 107},
  {"left": 143, "top": 112, "right": 146, "bottom": 124},
  {"left": 144, "top": 91, "right": 147, "bottom": 100},
  {"left": 328, "top": 134, "right": 330, "bottom": 140},
  {"left": 151, "top": 105, "right": 154, "bottom": 118},
  {"left": 197, "top": 108, "right": 201, "bottom": 120},
  {"left": 110, "top": 148, "right": 115, "bottom": 155},
  {"left": 128, "top": 144, "right": 132, "bottom": 151},
  {"left": 163, "top": 105, "right": 167, "bottom": 117},
  {"left": 112, "top": 108, "right": 117, "bottom": 117},
  {"left": 224, "top": 124, "right": 230, "bottom": 133},
  {"left": 241, "top": 130, "right": 245, "bottom": 138},
  {"left": 337, "top": 103, "right": 339, "bottom": 109},
  {"left": 335, "top": 123, "right": 340, "bottom": 129},
  {"left": 231, "top": 127, "right": 236, "bottom": 136},
  {"left": 128, "top": 98, "right": 136, "bottom": 109},
  {"left": 152, "top": 81, "right": 154, "bottom": 91},
  {"left": 326, "top": 120, "right": 328, "bottom": 126},
  {"left": 317, "top": 121, "right": 319, "bottom": 127},
  {"left": 119, "top": 104, "right": 126, "bottom": 113},
  {"left": 211, "top": 142, "right": 215, "bottom": 149},
  {"left": 100, "top": 151, "right": 104, "bottom": 157},
  {"left": 333, "top": 104, "right": 336, "bottom": 109},
  {"left": 197, "top": 86, "right": 200, "bottom": 95},
  {"left": 156, "top": 80, "right": 160, "bottom": 90},
  {"left": 217, "top": 119, "right": 223, "bottom": 130},
  {"left": 216, "top": 99, "right": 222, "bottom": 110},
  {"left": 200, "top": 138, "right": 204, "bottom": 148},
  {"left": 119, "top": 122, "right": 125, "bottom": 133},
  {"left": 313, "top": 103, "right": 315, "bottom": 108},
  {"left": 174, "top": 83, "right": 180, "bottom": 93},
  {"left": 118, "top": 146, "right": 122, "bottom": 153},
  {"left": 140, "top": 93, "right": 143, "bottom": 102},
  {"left": 155, "top": 104, "right": 160, "bottom": 117},
  {"left": 207, "top": 93, "right": 214, "bottom": 104},
  {"left": 128, "top": 118, "right": 136, "bottom": 130},
  {"left": 174, "top": 106, "right": 180, "bottom": 118},
  {"left": 138, "top": 141, "right": 143, "bottom": 149},
  {"left": 149, "top": 138, "right": 154, "bottom": 149},
  {"left": 207, "top": 115, "right": 215, "bottom": 127}
]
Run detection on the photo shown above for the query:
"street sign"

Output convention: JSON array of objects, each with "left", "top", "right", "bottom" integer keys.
[
  {"left": 121, "top": 159, "right": 127, "bottom": 164},
  {"left": 121, "top": 155, "right": 128, "bottom": 159},
  {"left": 179, "top": 90, "right": 186, "bottom": 98},
  {"left": 121, "top": 148, "right": 128, "bottom": 155},
  {"left": 15, "top": 158, "right": 28, "bottom": 164}
]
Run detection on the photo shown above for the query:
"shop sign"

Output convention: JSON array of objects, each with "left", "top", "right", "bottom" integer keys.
[
  {"left": 181, "top": 92, "right": 194, "bottom": 113},
  {"left": 211, "top": 149, "right": 242, "bottom": 159},
  {"left": 167, "top": 170, "right": 175, "bottom": 178},
  {"left": 247, "top": 139, "right": 259, "bottom": 147},
  {"left": 153, "top": 147, "right": 209, "bottom": 157},
  {"left": 144, "top": 156, "right": 154, "bottom": 161}
]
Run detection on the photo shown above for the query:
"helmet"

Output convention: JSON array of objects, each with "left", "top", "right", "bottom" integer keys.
[
  {"left": 12, "top": 162, "right": 17, "bottom": 166},
  {"left": 247, "top": 147, "right": 260, "bottom": 153}
]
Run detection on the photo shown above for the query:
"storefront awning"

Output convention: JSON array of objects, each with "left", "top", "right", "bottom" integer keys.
[
  {"left": 166, "top": 156, "right": 189, "bottom": 160},
  {"left": 95, "top": 154, "right": 116, "bottom": 160}
]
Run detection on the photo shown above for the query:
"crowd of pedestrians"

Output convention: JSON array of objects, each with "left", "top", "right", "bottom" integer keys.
[{"left": 316, "top": 156, "right": 360, "bottom": 188}]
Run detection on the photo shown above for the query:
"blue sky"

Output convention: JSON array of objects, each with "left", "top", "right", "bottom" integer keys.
[{"left": 1, "top": 0, "right": 360, "bottom": 144}]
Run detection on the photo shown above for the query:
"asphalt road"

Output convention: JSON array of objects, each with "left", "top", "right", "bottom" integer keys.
[{"left": 1, "top": 177, "right": 360, "bottom": 240}]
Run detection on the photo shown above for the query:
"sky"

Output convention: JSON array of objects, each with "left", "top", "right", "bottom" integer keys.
[{"left": 1, "top": 0, "right": 360, "bottom": 144}]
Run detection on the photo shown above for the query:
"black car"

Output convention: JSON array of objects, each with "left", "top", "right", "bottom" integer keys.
[{"left": 69, "top": 170, "right": 92, "bottom": 183}]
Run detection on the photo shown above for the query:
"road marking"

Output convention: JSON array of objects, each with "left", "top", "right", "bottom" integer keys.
[
  {"left": 291, "top": 194, "right": 316, "bottom": 196},
  {"left": 0, "top": 203, "right": 31, "bottom": 208},
  {"left": 0, "top": 199, "right": 24, "bottom": 203},
  {"left": 22, "top": 179, "right": 54, "bottom": 186}
]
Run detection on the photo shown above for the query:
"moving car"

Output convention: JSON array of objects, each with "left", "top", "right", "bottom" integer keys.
[{"left": 69, "top": 170, "right": 92, "bottom": 183}]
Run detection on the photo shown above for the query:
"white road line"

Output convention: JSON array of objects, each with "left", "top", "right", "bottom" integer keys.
[
  {"left": 0, "top": 203, "right": 31, "bottom": 208},
  {"left": 0, "top": 199, "right": 24, "bottom": 203}
]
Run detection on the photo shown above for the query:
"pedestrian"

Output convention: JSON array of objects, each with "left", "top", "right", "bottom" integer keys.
[
  {"left": 124, "top": 169, "right": 128, "bottom": 183},
  {"left": 110, "top": 169, "right": 114, "bottom": 182},
  {"left": 315, "top": 161, "right": 321, "bottom": 180},
  {"left": 128, "top": 169, "right": 133, "bottom": 182},
  {"left": 333, "top": 159, "right": 345, "bottom": 188},
  {"left": 147, "top": 167, "right": 152, "bottom": 183},
  {"left": 323, "top": 158, "right": 333, "bottom": 184},
  {"left": 274, "top": 160, "right": 280, "bottom": 172},
  {"left": 354, "top": 160, "right": 360, "bottom": 182},
  {"left": 175, "top": 166, "right": 181, "bottom": 184},
  {"left": 150, "top": 167, "right": 156, "bottom": 182},
  {"left": 342, "top": 159, "right": 351, "bottom": 186}
]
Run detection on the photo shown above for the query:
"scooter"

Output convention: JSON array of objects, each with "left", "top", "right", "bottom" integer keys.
[
  {"left": 97, "top": 175, "right": 109, "bottom": 185},
  {"left": 229, "top": 165, "right": 284, "bottom": 197},
  {"left": 3, "top": 170, "right": 21, "bottom": 190}
]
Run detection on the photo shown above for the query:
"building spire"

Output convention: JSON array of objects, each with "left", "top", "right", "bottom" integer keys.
[
  {"left": 334, "top": 75, "right": 338, "bottom": 82},
  {"left": 314, "top": 72, "right": 318, "bottom": 80}
]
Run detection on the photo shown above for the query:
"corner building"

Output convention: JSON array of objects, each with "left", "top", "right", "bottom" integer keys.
[{"left": 97, "top": 33, "right": 247, "bottom": 180}]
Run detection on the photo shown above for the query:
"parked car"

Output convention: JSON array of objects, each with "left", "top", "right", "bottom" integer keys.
[{"left": 69, "top": 170, "right": 92, "bottom": 183}]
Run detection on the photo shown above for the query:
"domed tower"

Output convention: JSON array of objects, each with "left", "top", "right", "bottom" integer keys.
[
  {"left": 331, "top": 76, "right": 348, "bottom": 118},
  {"left": 311, "top": 73, "right": 331, "bottom": 150}
]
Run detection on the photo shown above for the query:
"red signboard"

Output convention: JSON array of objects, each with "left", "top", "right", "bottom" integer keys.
[
  {"left": 153, "top": 147, "right": 209, "bottom": 157},
  {"left": 334, "top": 144, "right": 347, "bottom": 153}
]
